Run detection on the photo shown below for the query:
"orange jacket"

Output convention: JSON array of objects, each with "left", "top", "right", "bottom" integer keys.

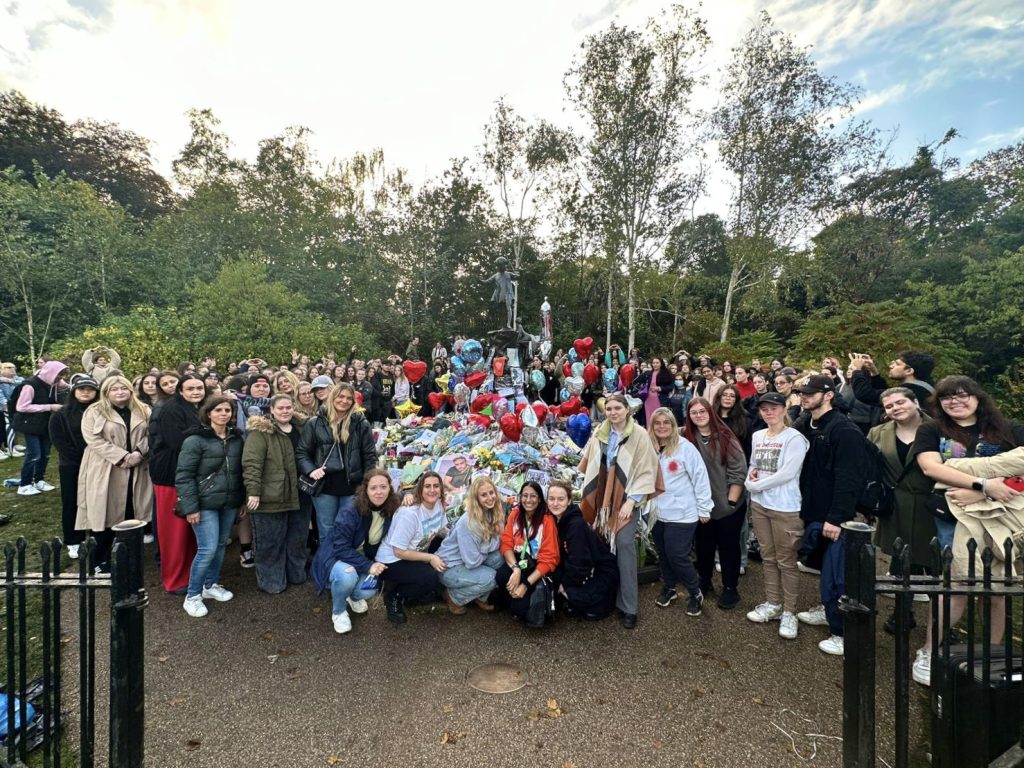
[{"left": 500, "top": 509, "right": 560, "bottom": 576}]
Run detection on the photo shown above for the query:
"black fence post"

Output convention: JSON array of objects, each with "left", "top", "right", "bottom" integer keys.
[
  {"left": 841, "top": 521, "right": 877, "bottom": 768},
  {"left": 109, "top": 520, "right": 148, "bottom": 768}
]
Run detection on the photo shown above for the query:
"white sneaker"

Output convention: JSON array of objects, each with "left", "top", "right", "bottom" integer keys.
[
  {"left": 332, "top": 610, "right": 352, "bottom": 634},
  {"left": 16, "top": 484, "right": 41, "bottom": 496},
  {"left": 67, "top": 544, "right": 79, "bottom": 560},
  {"left": 201, "top": 584, "right": 233, "bottom": 602},
  {"left": 34, "top": 480, "right": 55, "bottom": 492},
  {"left": 0, "top": 449, "right": 9, "bottom": 461},
  {"left": 347, "top": 597, "right": 368, "bottom": 614},
  {"left": 912, "top": 648, "right": 931, "bottom": 687},
  {"left": 183, "top": 595, "right": 208, "bottom": 618},
  {"left": 779, "top": 612, "right": 799, "bottom": 639},
  {"left": 797, "top": 561, "right": 821, "bottom": 574},
  {"left": 143, "top": 534, "right": 155, "bottom": 545},
  {"left": 746, "top": 602, "right": 783, "bottom": 623},
  {"left": 819, "top": 635, "right": 844, "bottom": 656},
  {"left": 11, "top": 447, "right": 24, "bottom": 456},
  {"left": 797, "top": 605, "right": 829, "bottom": 626}
]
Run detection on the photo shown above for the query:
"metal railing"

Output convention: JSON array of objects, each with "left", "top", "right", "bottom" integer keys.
[
  {"left": 841, "top": 522, "right": 1024, "bottom": 768},
  {"left": 1, "top": 520, "right": 146, "bottom": 767}
]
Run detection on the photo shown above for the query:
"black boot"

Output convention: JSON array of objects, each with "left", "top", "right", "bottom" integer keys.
[{"left": 386, "top": 591, "right": 407, "bottom": 625}]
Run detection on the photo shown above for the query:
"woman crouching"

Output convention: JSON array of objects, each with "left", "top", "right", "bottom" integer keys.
[{"left": 437, "top": 476, "right": 506, "bottom": 614}]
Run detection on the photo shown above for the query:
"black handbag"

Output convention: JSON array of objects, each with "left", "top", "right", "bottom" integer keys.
[
  {"left": 525, "top": 577, "right": 554, "bottom": 628},
  {"left": 298, "top": 442, "right": 338, "bottom": 498},
  {"left": 173, "top": 464, "right": 224, "bottom": 518}
]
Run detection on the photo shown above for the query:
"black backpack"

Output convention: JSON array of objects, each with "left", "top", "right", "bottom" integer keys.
[
  {"left": 820, "top": 414, "right": 893, "bottom": 517},
  {"left": 6, "top": 380, "right": 27, "bottom": 420}
]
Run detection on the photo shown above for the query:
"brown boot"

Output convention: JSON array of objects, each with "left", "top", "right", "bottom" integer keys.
[
  {"left": 443, "top": 589, "right": 466, "bottom": 615},
  {"left": 474, "top": 598, "right": 495, "bottom": 612}
]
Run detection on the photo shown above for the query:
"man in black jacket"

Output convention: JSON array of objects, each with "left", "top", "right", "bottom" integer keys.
[
  {"left": 793, "top": 375, "right": 868, "bottom": 657},
  {"left": 848, "top": 350, "right": 935, "bottom": 409}
]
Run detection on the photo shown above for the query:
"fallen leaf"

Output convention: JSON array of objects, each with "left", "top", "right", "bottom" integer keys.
[
  {"left": 439, "top": 730, "right": 465, "bottom": 746},
  {"left": 442, "top": 704, "right": 454, "bottom": 714},
  {"left": 267, "top": 655, "right": 278, "bottom": 664},
  {"left": 547, "top": 699, "right": 559, "bottom": 710},
  {"left": 660, "top": 658, "right": 678, "bottom": 669},
  {"left": 260, "top": 630, "right": 273, "bottom": 641},
  {"left": 168, "top": 697, "right": 186, "bottom": 706},
  {"left": 158, "top": 655, "right": 170, "bottom": 663},
  {"left": 286, "top": 669, "right": 304, "bottom": 680},
  {"left": 184, "top": 739, "right": 201, "bottom": 751},
  {"left": 654, "top": 739, "right": 664, "bottom": 749},
  {"left": 277, "top": 647, "right": 299, "bottom": 657},
  {"left": 561, "top": 762, "right": 578, "bottom": 768},
  {"left": 327, "top": 754, "right": 340, "bottom": 765},
  {"left": 689, "top": 688, "right": 705, "bottom": 701}
]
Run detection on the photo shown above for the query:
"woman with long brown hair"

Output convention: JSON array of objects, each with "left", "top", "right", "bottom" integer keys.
[{"left": 683, "top": 396, "right": 748, "bottom": 610}]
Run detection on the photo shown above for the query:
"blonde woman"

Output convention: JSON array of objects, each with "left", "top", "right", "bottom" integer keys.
[
  {"left": 296, "top": 382, "right": 377, "bottom": 541},
  {"left": 76, "top": 375, "right": 154, "bottom": 572},
  {"left": 272, "top": 370, "right": 301, "bottom": 400},
  {"left": 293, "top": 381, "right": 318, "bottom": 420},
  {"left": 438, "top": 476, "right": 506, "bottom": 613}
]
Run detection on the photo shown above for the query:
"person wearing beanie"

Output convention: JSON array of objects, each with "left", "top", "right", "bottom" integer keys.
[{"left": 49, "top": 375, "right": 100, "bottom": 558}]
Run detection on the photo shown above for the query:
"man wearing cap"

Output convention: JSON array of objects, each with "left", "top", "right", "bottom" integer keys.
[{"left": 792, "top": 374, "right": 868, "bottom": 657}]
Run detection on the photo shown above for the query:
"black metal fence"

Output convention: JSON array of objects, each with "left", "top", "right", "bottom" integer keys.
[
  {"left": 841, "top": 521, "right": 1024, "bottom": 768},
  {"left": 1, "top": 520, "right": 146, "bottom": 768}
]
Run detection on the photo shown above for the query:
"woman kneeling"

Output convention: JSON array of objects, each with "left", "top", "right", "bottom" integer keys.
[
  {"left": 438, "top": 476, "right": 506, "bottom": 614},
  {"left": 311, "top": 468, "right": 399, "bottom": 634},
  {"left": 495, "top": 482, "right": 560, "bottom": 627},
  {"left": 547, "top": 480, "right": 618, "bottom": 621}
]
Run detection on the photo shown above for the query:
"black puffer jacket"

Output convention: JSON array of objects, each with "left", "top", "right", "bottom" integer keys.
[
  {"left": 149, "top": 396, "right": 201, "bottom": 486},
  {"left": 296, "top": 411, "right": 376, "bottom": 487},
  {"left": 174, "top": 426, "right": 245, "bottom": 514}
]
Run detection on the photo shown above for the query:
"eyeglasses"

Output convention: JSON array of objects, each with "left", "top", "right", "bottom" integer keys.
[
  {"left": 689, "top": 408, "right": 709, "bottom": 416},
  {"left": 938, "top": 392, "right": 973, "bottom": 404}
]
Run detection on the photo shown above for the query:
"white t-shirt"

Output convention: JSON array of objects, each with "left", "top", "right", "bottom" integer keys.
[
  {"left": 745, "top": 427, "right": 809, "bottom": 513},
  {"left": 375, "top": 503, "right": 447, "bottom": 564}
]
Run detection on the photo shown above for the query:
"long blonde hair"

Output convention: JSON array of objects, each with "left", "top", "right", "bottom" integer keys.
[
  {"left": 464, "top": 476, "right": 505, "bottom": 540},
  {"left": 92, "top": 375, "right": 150, "bottom": 424},
  {"left": 273, "top": 370, "right": 300, "bottom": 397},
  {"left": 325, "top": 382, "right": 356, "bottom": 443},
  {"left": 647, "top": 406, "right": 681, "bottom": 455}
]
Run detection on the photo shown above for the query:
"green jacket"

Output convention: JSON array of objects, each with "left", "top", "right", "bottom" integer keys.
[
  {"left": 242, "top": 416, "right": 300, "bottom": 513},
  {"left": 175, "top": 426, "right": 245, "bottom": 514}
]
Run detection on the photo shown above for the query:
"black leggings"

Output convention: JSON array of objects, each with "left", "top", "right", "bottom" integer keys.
[
  {"left": 58, "top": 464, "right": 84, "bottom": 546},
  {"left": 695, "top": 505, "right": 745, "bottom": 591},
  {"left": 493, "top": 563, "right": 543, "bottom": 621},
  {"left": 381, "top": 560, "right": 439, "bottom": 603}
]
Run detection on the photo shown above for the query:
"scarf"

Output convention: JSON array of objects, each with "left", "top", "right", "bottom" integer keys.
[{"left": 579, "top": 418, "right": 663, "bottom": 550}]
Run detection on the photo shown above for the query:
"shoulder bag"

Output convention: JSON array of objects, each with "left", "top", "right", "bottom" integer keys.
[{"left": 298, "top": 442, "right": 338, "bottom": 497}]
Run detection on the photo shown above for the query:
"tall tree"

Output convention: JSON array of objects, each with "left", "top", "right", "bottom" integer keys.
[
  {"left": 713, "top": 11, "right": 872, "bottom": 340},
  {"left": 565, "top": 5, "right": 709, "bottom": 349},
  {"left": 481, "top": 98, "right": 572, "bottom": 327}
]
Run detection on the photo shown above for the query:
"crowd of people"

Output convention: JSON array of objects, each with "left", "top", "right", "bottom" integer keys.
[{"left": 1, "top": 340, "right": 1021, "bottom": 689}]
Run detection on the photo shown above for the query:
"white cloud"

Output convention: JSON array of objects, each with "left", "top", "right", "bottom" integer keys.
[{"left": 851, "top": 83, "right": 907, "bottom": 115}]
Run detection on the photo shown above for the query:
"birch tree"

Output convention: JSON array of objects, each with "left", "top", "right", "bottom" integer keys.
[{"left": 565, "top": 5, "right": 709, "bottom": 350}]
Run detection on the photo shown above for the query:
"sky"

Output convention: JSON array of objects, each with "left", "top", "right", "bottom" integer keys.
[{"left": 1, "top": 0, "right": 1022, "bottom": 207}]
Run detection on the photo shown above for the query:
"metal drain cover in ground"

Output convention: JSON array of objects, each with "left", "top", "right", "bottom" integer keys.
[{"left": 466, "top": 663, "right": 528, "bottom": 694}]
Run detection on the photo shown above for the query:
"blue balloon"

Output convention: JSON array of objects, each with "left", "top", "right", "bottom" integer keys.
[
  {"left": 530, "top": 370, "right": 545, "bottom": 391},
  {"left": 567, "top": 413, "right": 592, "bottom": 448},
  {"left": 567, "top": 348, "right": 579, "bottom": 363},
  {"left": 602, "top": 368, "right": 618, "bottom": 390},
  {"left": 559, "top": 387, "right": 571, "bottom": 402},
  {"left": 450, "top": 355, "right": 465, "bottom": 373},
  {"left": 462, "top": 340, "right": 483, "bottom": 365},
  {"left": 571, "top": 362, "right": 584, "bottom": 378}
]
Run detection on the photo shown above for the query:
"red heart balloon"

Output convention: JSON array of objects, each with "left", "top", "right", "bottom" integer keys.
[
  {"left": 493, "top": 356, "right": 507, "bottom": 376},
  {"left": 573, "top": 337, "right": 593, "bottom": 359},
  {"left": 583, "top": 363, "right": 599, "bottom": 386},
  {"left": 468, "top": 414, "right": 492, "bottom": 428},
  {"left": 531, "top": 402, "right": 548, "bottom": 424},
  {"left": 470, "top": 393, "right": 496, "bottom": 414},
  {"left": 354, "top": 391, "right": 364, "bottom": 407},
  {"left": 499, "top": 413, "right": 522, "bottom": 442},
  {"left": 559, "top": 396, "right": 584, "bottom": 417},
  {"left": 403, "top": 360, "right": 427, "bottom": 384},
  {"left": 562, "top": 362, "right": 572, "bottom": 378},
  {"left": 619, "top": 363, "right": 635, "bottom": 389},
  {"left": 514, "top": 402, "right": 528, "bottom": 414},
  {"left": 464, "top": 371, "right": 486, "bottom": 389},
  {"left": 428, "top": 392, "right": 448, "bottom": 411}
]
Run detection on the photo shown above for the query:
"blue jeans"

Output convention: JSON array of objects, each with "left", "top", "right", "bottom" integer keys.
[
  {"left": 652, "top": 520, "right": 700, "bottom": 596},
  {"left": 821, "top": 533, "right": 845, "bottom": 637},
  {"left": 20, "top": 434, "right": 51, "bottom": 486},
  {"left": 187, "top": 507, "right": 237, "bottom": 598},
  {"left": 440, "top": 551, "right": 503, "bottom": 605},
  {"left": 329, "top": 560, "right": 379, "bottom": 615},
  {"left": 934, "top": 517, "right": 956, "bottom": 551},
  {"left": 311, "top": 494, "right": 354, "bottom": 543}
]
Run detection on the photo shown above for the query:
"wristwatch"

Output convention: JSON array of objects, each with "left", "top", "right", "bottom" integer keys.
[{"left": 971, "top": 479, "right": 984, "bottom": 492}]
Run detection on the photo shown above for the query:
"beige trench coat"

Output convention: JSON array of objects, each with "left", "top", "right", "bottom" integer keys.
[{"left": 75, "top": 406, "right": 154, "bottom": 532}]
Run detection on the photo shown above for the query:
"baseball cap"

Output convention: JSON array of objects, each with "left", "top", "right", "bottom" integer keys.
[
  {"left": 310, "top": 375, "right": 333, "bottom": 391},
  {"left": 70, "top": 374, "right": 99, "bottom": 392},
  {"left": 793, "top": 374, "right": 836, "bottom": 395},
  {"left": 756, "top": 392, "right": 787, "bottom": 407}
]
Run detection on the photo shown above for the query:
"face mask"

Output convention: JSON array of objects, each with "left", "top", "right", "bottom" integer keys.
[{"left": 674, "top": 380, "right": 685, "bottom": 389}]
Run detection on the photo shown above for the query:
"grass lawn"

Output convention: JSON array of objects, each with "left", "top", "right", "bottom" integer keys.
[{"left": 1, "top": 451, "right": 78, "bottom": 768}]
